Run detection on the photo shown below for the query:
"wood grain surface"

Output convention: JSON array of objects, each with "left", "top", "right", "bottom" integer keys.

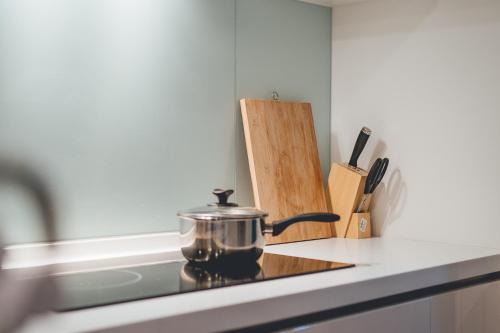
[
  {"left": 346, "top": 212, "right": 371, "bottom": 239},
  {"left": 327, "top": 163, "right": 368, "bottom": 237},
  {"left": 258, "top": 253, "right": 353, "bottom": 276},
  {"left": 240, "top": 99, "right": 333, "bottom": 244}
]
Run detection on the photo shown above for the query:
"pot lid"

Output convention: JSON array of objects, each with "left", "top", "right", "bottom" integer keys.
[
  {"left": 178, "top": 205, "right": 267, "bottom": 220},
  {"left": 177, "top": 189, "right": 268, "bottom": 220}
]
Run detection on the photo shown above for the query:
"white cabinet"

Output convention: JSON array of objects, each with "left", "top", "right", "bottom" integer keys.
[
  {"left": 430, "top": 289, "right": 461, "bottom": 333},
  {"left": 278, "top": 280, "right": 500, "bottom": 333},
  {"left": 431, "top": 280, "right": 500, "bottom": 333},
  {"left": 278, "top": 298, "right": 431, "bottom": 333}
]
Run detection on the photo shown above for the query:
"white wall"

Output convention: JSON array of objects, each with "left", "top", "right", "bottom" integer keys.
[{"left": 332, "top": 0, "right": 500, "bottom": 248}]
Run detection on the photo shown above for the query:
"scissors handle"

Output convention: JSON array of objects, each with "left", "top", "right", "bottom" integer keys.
[
  {"left": 371, "top": 158, "right": 389, "bottom": 193},
  {"left": 364, "top": 158, "right": 389, "bottom": 195},
  {"left": 364, "top": 158, "right": 381, "bottom": 195},
  {"left": 358, "top": 158, "right": 389, "bottom": 213}
]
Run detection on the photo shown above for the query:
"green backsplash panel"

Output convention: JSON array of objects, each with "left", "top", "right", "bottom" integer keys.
[
  {"left": 0, "top": 0, "right": 331, "bottom": 243},
  {"left": 235, "top": 0, "right": 332, "bottom": 206}
]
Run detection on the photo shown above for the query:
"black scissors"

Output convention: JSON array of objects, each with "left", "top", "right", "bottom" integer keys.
[{"left": 356, "top": 157, "right": 389, "bottom": 213}]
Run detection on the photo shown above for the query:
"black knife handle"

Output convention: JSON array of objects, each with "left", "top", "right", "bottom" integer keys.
[{"left": 348, "top": 127, "right": 371, "bottom": 168}]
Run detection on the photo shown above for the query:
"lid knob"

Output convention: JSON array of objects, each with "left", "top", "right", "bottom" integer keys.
[{"left": 211, "top": 189, "right": 238, "bottom": 207}]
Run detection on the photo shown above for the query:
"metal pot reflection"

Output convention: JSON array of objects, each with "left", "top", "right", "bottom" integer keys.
[{"left": 179, "top": 261, "right": 262, "bottom": 291}]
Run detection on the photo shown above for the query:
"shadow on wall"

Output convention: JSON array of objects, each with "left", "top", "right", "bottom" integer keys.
[
  {"left": 371, "top": 168, "right": 407, "bottom": 237},
  {"left": 368, "top": 139, "right": 407, "bottom": 236},
  {"left": 368, "top": 140, "right": 387, "bottom": 167},
  {"left": 330, "top": 132, "right": 342, "bottom": 164},
  {"left": 370, "top": 139, "right": 407, "bottom": 236},
  {"left": 234, "top": 104, "right": 255, "bottom": 207}
]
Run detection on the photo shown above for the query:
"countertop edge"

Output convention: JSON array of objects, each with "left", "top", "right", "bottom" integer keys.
[{"left": 92, "top": 253, "right": 500, "bottom": 333}]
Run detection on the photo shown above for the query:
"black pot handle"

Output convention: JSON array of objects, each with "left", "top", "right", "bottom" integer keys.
[{"left": 265, "top": 213, "right": 340, "bottom": 237}]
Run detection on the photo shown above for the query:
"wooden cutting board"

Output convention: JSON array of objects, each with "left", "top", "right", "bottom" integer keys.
[{"left": 240, "top": 99, "right": 334, "bottom": 244}]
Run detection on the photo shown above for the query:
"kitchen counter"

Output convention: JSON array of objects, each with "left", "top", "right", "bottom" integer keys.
[{"left": 17, "top": 237, "right": 500, "bottom": 333}]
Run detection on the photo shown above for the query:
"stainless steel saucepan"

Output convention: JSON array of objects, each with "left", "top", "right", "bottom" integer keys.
[{"left": 178, "top": 189, "right": 340, "bottom": 265}]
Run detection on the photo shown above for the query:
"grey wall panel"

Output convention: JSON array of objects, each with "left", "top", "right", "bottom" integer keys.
[
  {"left": 0, "top": 0, "right": 331, "bottom": 243},
  {"left": 0, "top": 0, "right": 236, "bottom": 243},
  {"left": 235, "top": 0, "right": 331, "bottom": 206}
]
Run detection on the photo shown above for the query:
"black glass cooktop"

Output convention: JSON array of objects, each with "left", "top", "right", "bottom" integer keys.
[{"left": 55, "top": 253, "right": 354, "bottom": 312}]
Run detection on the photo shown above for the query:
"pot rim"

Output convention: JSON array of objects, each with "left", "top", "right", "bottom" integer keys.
[{"left": 177, "top": 206, "right": 268, "bottom": 221}]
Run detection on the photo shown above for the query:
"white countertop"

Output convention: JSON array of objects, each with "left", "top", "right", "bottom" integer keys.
[{"left": 17, "top": 237, "right": 500, "bottom": 333}]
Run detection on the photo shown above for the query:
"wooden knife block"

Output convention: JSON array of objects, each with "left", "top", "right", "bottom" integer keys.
[
  {"left": 346, "top": 212, "right": 371, "bottom": 239},
  {"left": 327, "top": 163, "right": 371, "bottom": 238}
]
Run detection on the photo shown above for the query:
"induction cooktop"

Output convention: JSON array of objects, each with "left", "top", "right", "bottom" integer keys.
[{"left": 55, "top": 253, "right": 354, "bottom": 312}]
